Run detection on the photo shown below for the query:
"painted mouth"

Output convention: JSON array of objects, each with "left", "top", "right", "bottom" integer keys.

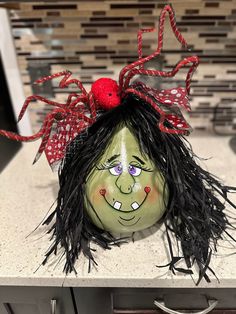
[
  {"left": 118, "top": 216, "right": 141, "bottom": 227},
  {"left": 119, "top": 215, "right": 135, "bottom": 221},
  {"left": 99, "top": 187, "right": 151, "bottom": 213}
]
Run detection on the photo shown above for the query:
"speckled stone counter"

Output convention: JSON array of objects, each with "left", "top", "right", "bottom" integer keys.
[{"left": 0, "top": 135, "right": 235, "bottom": 288}]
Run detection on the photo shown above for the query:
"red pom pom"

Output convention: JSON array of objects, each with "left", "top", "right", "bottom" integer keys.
[{"left": 91, "top": 78, "right": 121, "bottom": 110}]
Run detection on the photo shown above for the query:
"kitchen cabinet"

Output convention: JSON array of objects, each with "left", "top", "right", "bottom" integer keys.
[
  {"left": 74, "top": 287, "right": 112, "bottom": 314},
  {"left": 73, "top": 287, "right": 236, "bottom": 314},
  {"left": 0, "top": 287, "right": 75, "bottom": 314},
  {"left": 1, "top": 287, "right": 236, "bottom": 314}
]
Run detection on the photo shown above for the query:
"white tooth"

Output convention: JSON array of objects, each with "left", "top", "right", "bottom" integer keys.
[
  {"left": 114, "top": 201, "right": 122, "bottom": 210},
  {"left": 131, "top": 202, "right": 139, "bottom": 210}
]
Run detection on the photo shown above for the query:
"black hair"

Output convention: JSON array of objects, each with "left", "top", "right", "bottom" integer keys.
[{"left": 43, "top": 93, "right": 236, "bottom": 284}]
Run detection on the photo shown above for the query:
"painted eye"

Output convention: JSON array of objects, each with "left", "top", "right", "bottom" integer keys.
[
  {"left": 109, "top": 164, "right": 123, "bottom": 176},
  {"left": 128, "top": 165, "right": 142, "bottom": 176}
]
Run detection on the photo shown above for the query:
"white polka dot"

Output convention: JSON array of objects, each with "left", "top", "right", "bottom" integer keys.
[
  {"left": 58, "top": 144, "right": 61, "bottom": 148},
  {"left": 177, "top": 123, "right": 183, "bottom": 127},
  {"left": 66, "top": 135, "right": 69, "bottom": 142},
  {"left": 159, "top": 93, "right": 163, "bottom": 96},
  {"left": 48, "top": 152, "right": 52, "bottom": 155},
  {"left": 66, "top": 124, "right": 70, "bottom": 131},
  {"left": 50, "top": 159, "right": 55, "bottom": 163},
  {"left": 164, "top": 99, "right": 171, "bottom": 103},
  {"left": 176, "top": 93, "right": 181, "bottom": 97},
  {"left": 48, "top": 146, "right": 51, "bottom": 150},
  {"left": 171, "top": 89, "right": 177, "bottom": 94},
  {"left": 74, "top": 133, "right": 78, "bottom": 137}
]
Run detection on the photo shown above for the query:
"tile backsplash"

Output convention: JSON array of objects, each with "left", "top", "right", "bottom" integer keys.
[{"left": 8, "top": 0, "right": 236, "bottom": 134}]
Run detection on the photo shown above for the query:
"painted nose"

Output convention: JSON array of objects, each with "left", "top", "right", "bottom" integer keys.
[{"left": 116, "top": 172, "right": 135, "bottom": 194}]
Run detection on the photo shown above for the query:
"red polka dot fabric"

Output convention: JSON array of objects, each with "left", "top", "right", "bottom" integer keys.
[
  {"left": 155, "top": 86, "right": 190, "bottom": 111},
  {"left": 44, "top": 116, "right": 89, "bottom": 169},
  {"left": 156, "top": 86, "right": 190, "bottom": 130}
]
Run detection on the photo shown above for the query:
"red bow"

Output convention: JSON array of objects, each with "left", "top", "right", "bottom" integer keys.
[{"left": 0, "top": 4, "right": 199, "bottom": 169}]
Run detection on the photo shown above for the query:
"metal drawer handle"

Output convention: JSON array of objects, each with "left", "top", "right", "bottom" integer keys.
[
  {"left": 154, "top": 299, "right": 218, "bottom": 314},
  {"left": 51, "top": 299, "right": 57, "bottom": 314}
]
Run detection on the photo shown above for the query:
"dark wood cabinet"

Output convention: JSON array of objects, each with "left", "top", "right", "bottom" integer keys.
[
  {"left": 0, "top": 287, "right": 75, "bottom": 314},
  {"left": 111, "top": 289, "right": 236, "bottom": 314},
  {"left": 1, "top": 287, "right": 236, "bottom": 314},
  {"left": 73, "top": 287, "right": 236, "bottom": 314}
]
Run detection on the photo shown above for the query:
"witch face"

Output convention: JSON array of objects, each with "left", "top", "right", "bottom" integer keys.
[{"left": 85, "top": 126, "right": 168, "bottom": 233}]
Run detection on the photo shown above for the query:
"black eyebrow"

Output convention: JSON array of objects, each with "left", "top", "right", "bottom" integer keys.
[
  {"left": 107, "top": 154, "right": 120, "bottom": 163},
  {"left": 132, "top": 155, "right": 145, "bottom": 165}
]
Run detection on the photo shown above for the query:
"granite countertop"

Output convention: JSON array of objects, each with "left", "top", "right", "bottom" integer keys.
[{"left": 0, "top": 135, "right": 236, "bottom": 288}]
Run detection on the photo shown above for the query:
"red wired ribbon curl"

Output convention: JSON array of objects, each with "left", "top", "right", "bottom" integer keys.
[{"left": 0, "top": 4, "right": 199, "bottom": 169}]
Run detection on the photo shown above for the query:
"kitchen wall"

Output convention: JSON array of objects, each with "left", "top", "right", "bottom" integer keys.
[{"left": 8, "top": 0, "right": 236, "bottom": 134}]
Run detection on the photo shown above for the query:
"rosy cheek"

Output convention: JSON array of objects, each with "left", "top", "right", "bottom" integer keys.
[
  {"left": 146, "top": 186, "right": 160, "bottom": 203},
  {"left": 91, "top": 186, "right": 107, "bottom": 204}
]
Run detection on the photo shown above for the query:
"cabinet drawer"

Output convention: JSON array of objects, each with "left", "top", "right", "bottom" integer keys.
[
  {"left": 114, "top": 311, "right": 236, "bottom": 314},
  {"left": 112, "top": 288, "right": 236, "bottom": 312},
  {"left": 74, "top": 288, "right": 236, "bottom": 314}
]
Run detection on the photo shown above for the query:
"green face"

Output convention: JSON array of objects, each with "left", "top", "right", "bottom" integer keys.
[{"left": 85, "top": 127, "right": 168, "bottom": 233}]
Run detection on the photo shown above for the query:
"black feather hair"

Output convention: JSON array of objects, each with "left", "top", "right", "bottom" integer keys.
[{"left": 43, "top": 93, "right": 236, "bottom": 284}]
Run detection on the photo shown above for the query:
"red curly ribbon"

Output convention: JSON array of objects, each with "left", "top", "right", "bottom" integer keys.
[{"left": 0, "top": 4, "right": 199, "bottom": 169}]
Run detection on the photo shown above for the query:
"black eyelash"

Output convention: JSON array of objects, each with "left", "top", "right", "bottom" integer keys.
[
  {"left": 96, "top": 164, "right": 106, "bottom": 171},
  {"left": 96, "top": 163, "right": 109, "bottom": 170},
  {"left": 139, "top": 166, "right": 153, "bottom": 172},
  {"left": 129, "top": 163, "right": 153, "bottom": 172},
  {"left": 96, "top": 162, "right": 120, "bottom": 171}
]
